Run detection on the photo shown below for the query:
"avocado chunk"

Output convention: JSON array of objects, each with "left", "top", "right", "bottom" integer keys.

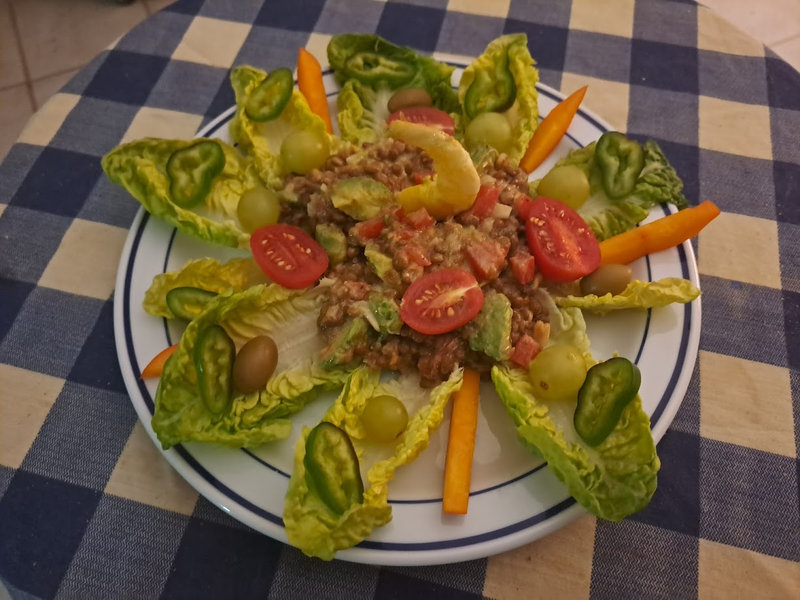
[
  {"left": 364, "top": 243, "right": 396, "bottom": 282},
  {"left": 315, "top": 223, "right": 347, "bottom": 265},
  {"left": 330, "top": 177, "right": 392, "bottom": 220},
  {"left": 368, "top": 294, "right": 402, "bottom": 336},
  {"left": 319, "top": 317, "right": 370, "bottom": 370},
  {"left": 468, "top": 291, "right": 512, "bottom": 361}
]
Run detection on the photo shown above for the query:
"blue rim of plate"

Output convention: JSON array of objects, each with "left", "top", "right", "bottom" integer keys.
[{"left": 117, "top": 71, "right": 695, "bottom": 555}]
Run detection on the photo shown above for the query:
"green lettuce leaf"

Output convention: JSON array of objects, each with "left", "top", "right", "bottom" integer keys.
[
  {"left": 555, "top": 278, "right": 700, "bottom": 314},
  {"left": 328, "top": 34, "right": 459, "bottom": 146},
  {"left": 152, "top": 283, "right": 350, "bottom": 449},
  {"left": 143, "top": 257, "right": 267, "bottom": 318},
  {"left": 491, "top": 296, "right": 659, "bottom": 521},
  {"left": 102, "top": 137, "right": 260, "bottom": 248},
  {"left": 539, "top": 137, "right": 688, "bottom": 241},
  {"left": 229, "top": 65, "right": 344, "bottom": 187},
  {"left": 458, "top": 33, "right": 539, "bottom": 165},
  {"left": 284, "top": 366, "right": 463, "bottom": 560}
]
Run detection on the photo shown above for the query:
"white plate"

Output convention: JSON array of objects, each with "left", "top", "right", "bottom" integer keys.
[{"left": 113, "top": 64, "right": 701, "bottom": 566}]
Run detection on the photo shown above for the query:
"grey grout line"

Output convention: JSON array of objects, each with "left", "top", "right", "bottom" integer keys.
[{"left": 6, "top": 0, "right": 36, "bottom": 110}]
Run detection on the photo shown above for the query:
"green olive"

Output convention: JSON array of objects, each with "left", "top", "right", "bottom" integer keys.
[
  {"left": 361, "top": 395, "right": 409, "bottom": 443},
  {"left": 537, "top": 165, "right": 591, "bottom": 210},
  {"left": 580, "top": 264, "right": 633, "bottom": 297},
  {"left": 465, "top": 111, "right": 513, "bottom": 154},
  {"left": 232, "top": 335, "right": 279, "bottom": 394},
  {"left": 280, "top": 130, "right": 329, "bottom": 174},
  {"left": 387, "top": 87, "right": 433, "bottom": 113},
  {"left": 237, "top": 185, "right": 281, "bottom": 233}
]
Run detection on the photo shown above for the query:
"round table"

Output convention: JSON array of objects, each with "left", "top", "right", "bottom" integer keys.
[{"left": 1, "top": 0, "right": 799, "bottom": 598}]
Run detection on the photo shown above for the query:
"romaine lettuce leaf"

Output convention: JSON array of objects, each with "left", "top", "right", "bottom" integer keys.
[
  {"left": 102, "top": 137, "right": 259, "bottom": 248},
  {"left": 458, "top": 33, "right": 539, "bottom": 165},
  {"left": 229, "top": 65, "right": 344, "bottom": 187},
  {"left": 539, "top": 137, "right": 688, "bottom": 241},
  {"left": 143, "top": 257, "right": 267, "bottom": 318},
  {"left": 328, "top": 34, "right": 459, "bottom": 146},
  {"left": 554, "top": 278, "right": 700, "bottom": 314},
  {"left": 491, "top": 297, "right": 659, "bottom": 521},
  {"left": 284, "top": 366, "right": 463, "bottom": 560},
  {"left": 152, "top": 283, "right": 350, "bottom": 449}
]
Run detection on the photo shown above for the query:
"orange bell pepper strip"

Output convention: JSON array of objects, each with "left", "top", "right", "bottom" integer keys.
[
  {"left": 520, "top": 85, "right": 588, "bottom": 173},
  {"left": 297, "top": 47, "right": 333, "bottom": 134},
  {"left": 442, "top": 369, "right": 481, "bottom": 515},
  {"left": 599, "top": 201, "right": 721, "bottom": 265},
  {"left": 140, "top": 344, "right": 178, "bottom": 379}
]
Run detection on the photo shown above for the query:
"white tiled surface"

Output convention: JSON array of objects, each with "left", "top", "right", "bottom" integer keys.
[{"left": 0, "top": 0, "right": 798, "bottom": 162}]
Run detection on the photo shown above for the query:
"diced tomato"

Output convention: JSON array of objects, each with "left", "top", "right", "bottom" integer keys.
[
  {"left": 413, "top": 170, "right": 434, "bottom": 184},
  {"left": 250, "top": 224, "right": 329, "bottom": 289},
  {"left": 403, "top": 207, "right": 435, "bottom": 229},
  {"left": 510, "top": 334, "right": 540, "bottom": 367},
  {"left": 514, "top": 195, "right": 535, "bottom": 220},
  {"left": 400, "top": 268, "right": 484, "bottom": 335},
  {"left": 509, "top": 251, "right": 536, "bottom": 285},
  {"left": 462, "top": 185, "right": 500, "bottom": 219},
  {"left": 465, "top": 239, "right": 509, "bottom": 282},
  {"left": 397, "top": 243, "right": 431, "bottom": 268},
  {"left": 524, "top": 196, "right": 601, "bottom": 282},
  {"left": 352, "top": 216, "right": 386, "bottom": 241},
  {"left": 387, "top": 107, "right": 455, "bottom": 136}
]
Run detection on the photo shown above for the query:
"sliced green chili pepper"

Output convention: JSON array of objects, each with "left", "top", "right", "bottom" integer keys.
[
  {"left": 166, "top": 287, "right": 218, "bottom": 321},
  {"left": 574, "top": 357, "right": 641, "bottom": 446},
  {"left": 304, "top": 421, "right": 364, "bottom": 515},
  {"left": 464, "top": 53, "right": 516, "bottom": 119},
  {"left": 595, "top": 132, "right": 644, "bottom": 199},
  {"left": 166, "top": 140, "right": 226, "bottom": 208},
  {"left": 244, "top": 68, "right": 294, "bottom": 122},
  {"left": 193, "top": 324, "right": 235, "bottom": 415},
  {"left": 344, "top": 52, "right": 416, "bottom": 86}
]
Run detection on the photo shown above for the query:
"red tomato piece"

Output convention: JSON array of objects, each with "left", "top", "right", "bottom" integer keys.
[
  {"left": 397, "top": 243, "right": 431, "bottom": 268},
  {"left": 524, "top": 196, "right": 600, "bottom": 283},
  {"left": 509, "top": 250, "right": 536, "bottom": 285},
  {"left": 387, "top": 107, "right": 455, "bottom": 136},
  {"left": 465, "top": 239, "right": 509, "bottom": 282},
  {"left": 510, "top": 334, "right": 540, "bottom": 367},
  {"left": 400, "top": 268, "right": 484, "bottom": 335},
  {"left": 403, "top": 207, "right": 435, "bottom": 229},
  {"left": 250, "top": 224, "right": 329, "bottom": 289},
  {"left": 514, "top": 195, "right": 535, "bottom": 220},
  {"left": 463, "top": 185, "right": 500, "bottom": 219},
  {"left": 352, "top": 216, "right": 386, "bottom": 241}
]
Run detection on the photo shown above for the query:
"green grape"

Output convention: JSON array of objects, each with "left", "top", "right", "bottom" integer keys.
[
  {"left": 537, "top": 165, "right": 591, "bottom": 209},
  {"left": 237, "top": 185, "right": 281, "bottom": 233},
  {"left": 465, "top": 112, "right": 513, "bottom": 154},
  {"left": 361, "top": 395, "right": 409, "bottom": 443},
  {"left": 528, "top": 344, "right": 588, "bottom": 402},
  {"left": 280, "top": 130, "right": 329, "bottom": 174}
]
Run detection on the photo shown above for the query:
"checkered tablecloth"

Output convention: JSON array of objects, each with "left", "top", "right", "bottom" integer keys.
[{"left": 1, "top": 0, "right": 799, "bottom": 598}]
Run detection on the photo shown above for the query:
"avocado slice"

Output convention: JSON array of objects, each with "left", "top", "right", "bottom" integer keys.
[
  {"left": 368, "top": 294, "right": 402, "bottom": 336},
  {"left": 319, "top": 317, "right": 370, "bottom": 370},
  {"left": 364, "top": 243, "right": 396, "bottom": 282},
  {"left": 468, "top": 291, "right": 512, "bottom": 361},
  {"left": 330, "top": 177, "right": 392, "bottom": 220},
  {"left": 315, "top": 223, "right": 347, "bottom": 265}
]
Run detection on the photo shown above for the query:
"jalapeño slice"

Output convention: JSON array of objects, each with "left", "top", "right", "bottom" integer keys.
[
  {"left": 166, "top": 140, "right": 226, "bottom": 208},
  {"left": 304, "top": 422, "right": 364, "bottom": 514},
  {"left": 193, "top": 324, "right": 235, "bottom": 416},
  {"left": 245, "top": 68, "right": 294, "bottom": 122},
  {"left": 165, "top": 287, "right": 218, "bottom": 321},
  {"left": 595, "top": 132, "right": 644, "bottom": 199},
  {"left": 574, "top": 357, "right": 641, "bottom": 446}
]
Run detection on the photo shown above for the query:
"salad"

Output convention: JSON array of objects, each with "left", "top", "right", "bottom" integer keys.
[{"left": 102, "top": 33, "right": 707, "bottom": 561}]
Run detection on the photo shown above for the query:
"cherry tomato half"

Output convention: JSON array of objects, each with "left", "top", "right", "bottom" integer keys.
[
  {"left": 250, "top": 224, "right": 329, "bottom": 289},
  {"left": 387, "top": 107, "right": 455, "bottom": 136},
  {"left": 524, "top": 196, "right": 600, "bottom": 283},
  {"left": 399, "top": 268, "right": 484, "bottom": 335}
]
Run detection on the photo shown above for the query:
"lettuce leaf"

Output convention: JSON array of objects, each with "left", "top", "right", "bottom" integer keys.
[
  {"left": 143, "top": 257, "right": 267, "bottom": 318},
  {"left": 458, "top": 33, "right": 539, "bottom": 165},
  {"left": 554, "top": 278, "right": 700, "bottom": 314},
  {"left": 102, "top": 137, "right": 260, "bottom": 249},
  {"left": 539, "top": 137, "right": 688, "bottom": 241},
  {"left": 229, "top": 66, "right": 344, "bottom": 187},
  {"left": 284, "top": 366, "right": 463, "bottom": 560},
  {"left": 491, "top": 297, "right": 659, "bottom": 521},
  {"left": 152, "top": 283, "right": 350, "bottom": 449},
  {"left": 328, "top": 34, "right": 459, "bottom": 146}
]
